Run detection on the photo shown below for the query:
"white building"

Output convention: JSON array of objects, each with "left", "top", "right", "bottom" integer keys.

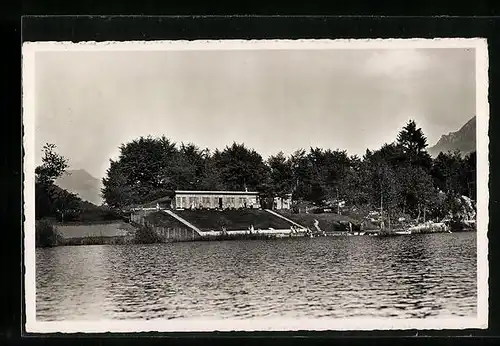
[
  {"left": 174, "top": 190, "right": 261, "bottom": 210},
  {"left": 273, "top": 193, "right": 292, "bottom": 210}
]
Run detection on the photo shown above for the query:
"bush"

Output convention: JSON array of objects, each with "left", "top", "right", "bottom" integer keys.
[
  {"left": 134, "top": 223, "right": 163, "bottom": 244},
  {"left": 35, "top": 219, "right": 62, "bottom": 248}
]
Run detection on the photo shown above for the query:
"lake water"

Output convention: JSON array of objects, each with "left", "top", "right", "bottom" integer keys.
[{"left": 36, "top": 232, "right": 477, "bottom": 321}]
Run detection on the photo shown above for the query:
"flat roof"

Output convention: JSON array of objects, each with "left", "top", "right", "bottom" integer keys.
[{"left": 175, "top": 190, "right": 259, "bottom": 195}]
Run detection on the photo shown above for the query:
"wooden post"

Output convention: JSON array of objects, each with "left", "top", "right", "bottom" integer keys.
[
  {"left": 336, "top": 187, "right": 340, "bottom": 215},
  {"left": 388, "top": 210, "right": 391, "bottom": 231}
]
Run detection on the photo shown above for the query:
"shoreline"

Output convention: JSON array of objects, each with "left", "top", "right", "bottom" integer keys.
[
  {"left": 36, "top": 214, "right": 476, "bottom": 248},
  {"left": 37, "top": 227, "right": 476, "bottom": 248}
]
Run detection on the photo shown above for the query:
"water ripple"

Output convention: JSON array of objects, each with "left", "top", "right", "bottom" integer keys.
[{"left": 36, "top": 233, "right": 477, "bottom": 321}]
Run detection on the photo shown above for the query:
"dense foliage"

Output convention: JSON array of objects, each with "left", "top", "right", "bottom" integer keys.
[
  {"left": 102, "top": 120, "right": 476, "bottom": 224},
  {"left": 35, "top": 219, "right": 62, "bottom": 247},
  {"left": 35, "top": 144, "right": 122, "bottom": 223}
]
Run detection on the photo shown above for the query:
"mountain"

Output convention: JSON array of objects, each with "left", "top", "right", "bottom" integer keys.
[
  {"left": 428, "top": 116, "right": 476, "bottom": 157},
  {"left": 55, "top": 169, "right": 103, "bottom": 206}
]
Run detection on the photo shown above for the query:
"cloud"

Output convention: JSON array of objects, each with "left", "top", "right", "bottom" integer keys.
[{"left": 362, "top": 49, "right": 432, "bottom": 78}]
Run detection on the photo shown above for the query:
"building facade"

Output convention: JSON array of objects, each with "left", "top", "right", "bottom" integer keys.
[
  {"left": 174, "top": 190, "right": 261, "bottom": 210},
  {"left": 273, "top": 194, "right": 292, "bottom": 210}
]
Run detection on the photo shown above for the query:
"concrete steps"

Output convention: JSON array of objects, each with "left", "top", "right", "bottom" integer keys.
[
  {"left": 161, "top": 209, "right": 203, "bottom": 235},
  {"left": 264, "top": 209, "right": 306, "bottom": 229}
]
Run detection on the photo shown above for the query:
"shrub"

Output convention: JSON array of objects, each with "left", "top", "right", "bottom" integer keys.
[
  {"left": 134, "top": 223, "right": 162, "bottom": 244},
  {"left": 35, "top": 219, "right": 62, "bottom": 248}
]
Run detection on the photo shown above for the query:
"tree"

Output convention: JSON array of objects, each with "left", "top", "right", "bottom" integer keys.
[
  {"left": 199, "top": 149, "right": 225, "bottom": 191},
  {"left": 35, "top": 143, "right": 72, "bottom": 219},
  {"left": 370, "top": 142, "right": 406, "bottom": 168},
  {"left": 305, "top": 147, "right": 329, "bottom": 204},
  {"left": 35, "top": 143, "right": 68, "bottom": 186},
  {"left": 397, "top": 166, "right": 436, "bottom": 221},
  {"left": 120, "top": 136, "right": 177, "bottom": 190},
  {"left": 397, "top": 120, "right": 428, "bottom": 157},
  {"left": 430, "top": 150, "right": 464, "bottom": 195},
  {"left": 169, "top": 143, "right": 206, "bottom": 190},
  {"left": 289, "top": 149, "right": 311, "bottom": 201},
  {"left": 342, "top": 155, "right": 369, "bottom": 206},
  {"left": 367, "top": 158, "right": 402, "bottom": 229},
  {"left": 102, "top": 136, "right": 178, "bottom": 207},
  {"left": 323, "top": 149, "right": 351, "bottom": 203},
  {"left": 216, "top": 142, "right": 269, "bottom": 192},
  {"left": 464, "top": 151, "right": 477, "bottom": 200},
  {"left": 102, "top": 159, "right": 140, "bottom": 208},
  {"left": 267, "top": 151, "right": 294, "bottom": 200},
  {"left": 397, "top": 120, "right": 432, "bottom": 169}
]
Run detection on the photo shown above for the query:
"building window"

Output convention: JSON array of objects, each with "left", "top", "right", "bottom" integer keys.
[
  {"left": 188, "top": 197, "right": 196, "bottom": 207},
  {"left": 202, "top": 197, "right": 210, "bottom": 207}
]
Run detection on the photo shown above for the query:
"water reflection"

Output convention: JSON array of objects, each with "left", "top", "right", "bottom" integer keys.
[{"left": 36, "top": 233, "right": 477, "bottom": 321}]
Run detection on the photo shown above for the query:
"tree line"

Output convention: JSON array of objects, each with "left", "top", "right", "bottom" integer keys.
[
  {"left": 101, "top": 120, "right": 476, "bottom": 222},
  {"left": 35, "top": 144, "right": 120, "bottom": 223}
]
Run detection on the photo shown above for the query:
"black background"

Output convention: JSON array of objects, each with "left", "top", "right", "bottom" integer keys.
[{"left": 3, "top": 6, "right": 500, "bottom": 346}]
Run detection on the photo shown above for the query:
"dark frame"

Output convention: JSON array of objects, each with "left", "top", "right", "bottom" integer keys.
[{"left": 11, "top": 15, "right": 500, "bottom": 342}]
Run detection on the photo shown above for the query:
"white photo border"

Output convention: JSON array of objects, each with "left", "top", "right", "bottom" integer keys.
[{"left": 22, "top": 38, "right": 489, "bottom": 333}]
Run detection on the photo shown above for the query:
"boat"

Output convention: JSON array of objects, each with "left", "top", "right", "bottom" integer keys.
[{"left": 394, "top": 230, "right": 411, "bottom": 235}]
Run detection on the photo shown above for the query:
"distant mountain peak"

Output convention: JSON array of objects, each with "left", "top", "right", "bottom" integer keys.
[
  {"left": 428, "top": 116, "right": 476, "bottom": 157},
  {"left": 55, "top": 169, "right": 103, "bottom": 206}
]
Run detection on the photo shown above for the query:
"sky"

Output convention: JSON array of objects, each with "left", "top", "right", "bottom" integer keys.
[{"left": 34, "top": 47, "right": 476, "bottom": 180}]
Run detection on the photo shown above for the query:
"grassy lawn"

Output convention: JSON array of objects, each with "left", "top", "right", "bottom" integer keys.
[{"left": 174, "top": 209, "right": 293, "bottom": 231}]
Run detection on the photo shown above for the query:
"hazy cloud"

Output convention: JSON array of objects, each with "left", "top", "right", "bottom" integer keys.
[{"left": 362, "top": 49, "right": 432, "bottom": 77}]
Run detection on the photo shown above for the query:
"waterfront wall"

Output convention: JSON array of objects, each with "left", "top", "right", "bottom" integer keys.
[
  {"left": 145, "top": 223, "right": 202, "bottom": 242},
  {"left": 134, "top": 210, "right": 203, "bottom": 242}
]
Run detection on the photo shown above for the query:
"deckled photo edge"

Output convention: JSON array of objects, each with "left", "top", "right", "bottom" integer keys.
[
  {"left": 22, "top": 38, "right": 485, "bottom": 51},
  {"left": 22, "top": 42, "right": 37, "bottom": 333},
  {"left": 27, "top": 317, "right": 483, "bottom": 333},
  {"left": 22, "top": 37, "right": 489, "bottom": 333},
  {"left": 474, "top": 38, "right": 489, "bottom": 329}
]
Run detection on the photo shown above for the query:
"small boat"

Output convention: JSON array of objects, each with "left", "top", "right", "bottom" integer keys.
[{"left": 394, "top": 230, "right": 411, "bottom": 235}]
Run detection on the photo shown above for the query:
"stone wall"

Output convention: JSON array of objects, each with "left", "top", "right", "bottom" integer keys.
[
  {"left": 149, "top": 224, "right": 202, "bottom": 242},
  {"left": 132, "top": 209, "right": 202, "bottom": 242}
]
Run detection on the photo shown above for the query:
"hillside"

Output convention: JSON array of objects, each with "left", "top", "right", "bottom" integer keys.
[
  {"left": 428, "top": 116, "right": 476, "bottom": 157},
  {"left": 55, "top": 169, "right": 103, "bottom": 206},
  {"left": 175, "top": 209, "right": 294, "bottom": 231}
]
